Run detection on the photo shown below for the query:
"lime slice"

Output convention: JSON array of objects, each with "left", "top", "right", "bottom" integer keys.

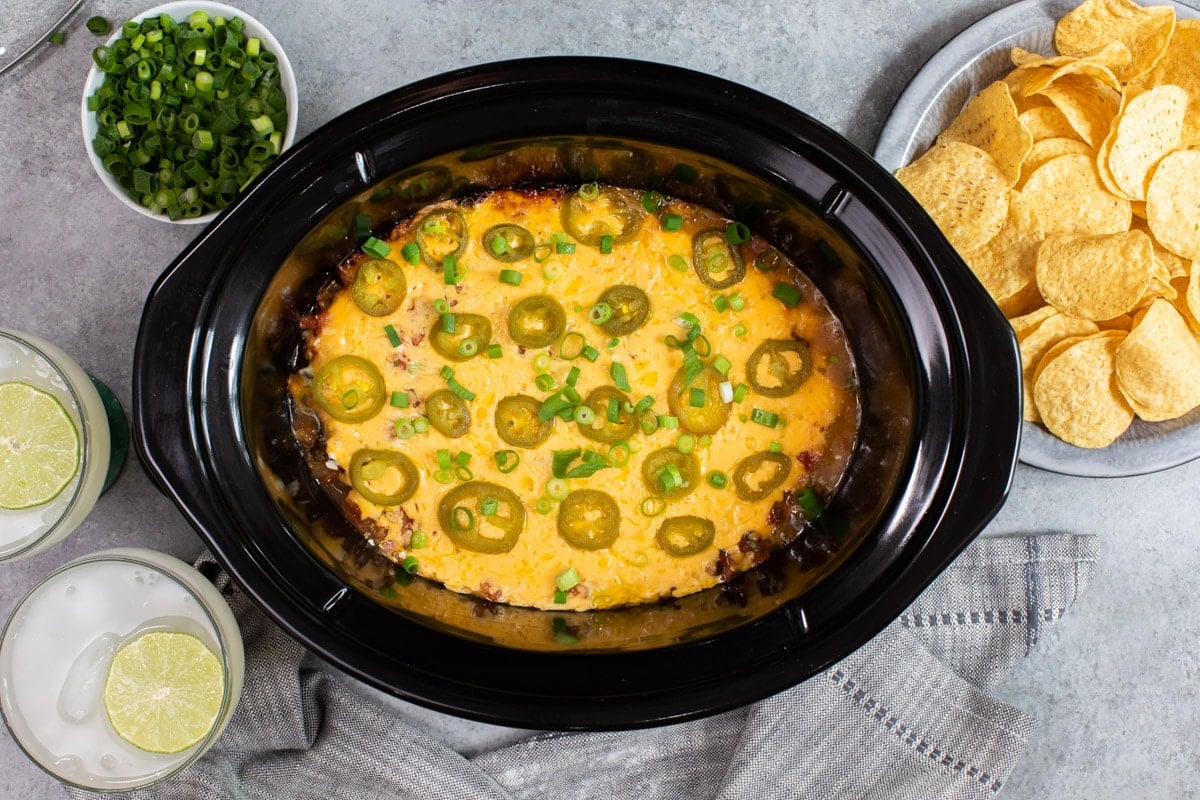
[
  {"left": 103, "top": 631, "right": 225, "bottom": 754},
  {"left": 0, "top": 381, "right": 81, "bottom": 510}
]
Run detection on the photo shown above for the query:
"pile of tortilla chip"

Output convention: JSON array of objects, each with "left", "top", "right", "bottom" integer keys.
[{"left": 896, "top": 0, "right": 1200, "bottom": 449}]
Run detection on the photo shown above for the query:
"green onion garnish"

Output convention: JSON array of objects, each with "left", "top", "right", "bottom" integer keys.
[
  {"left": 599, "top": 234, "right": 614, "bottom": 254},
  {"left": 728, "top": 293, "right": 746, "bottom": 312},
  {"left": 574, "top": 405, "right": 596, "bottom": 425},
  {"left": 480, "top": 496, "right": 499, "bottom": 516},
  {"left": 581, "top": 345, "right": 600, "bottom": 362},
  {"left": 546, "top": 478, "right": 569, "bottom": 502},
  {"left": 384, "top": 325, "right": 403, "bottom": 347},
  {"left": 610, "top": 362, "right": 631, "bottom": 392},
  {"left": 772, "top": 282, "right": 802, "bottom": 307},
  {"left": 401, "top": 556, "right": 419, "bottom": 574},
  {"left": 726, "top": 221, "right": 750, "bottom": 244},
  {"left": 689, "top": 388, "right": 706, "bottom": 408},
  {"left": 410, "top": 531, "right": 427, "bottom": 548},
  {"left": 607, "top": 397, "right": 620, "bottom": 423},
  {"left": 454, "top": 464, "right": 473, "bottom": 481},
  {"left": 675, "top": 311, "right": 700, "bottom": 329},
  {"left": 641, "top": 191, "right": 664, "bottom": 213},
  {"left": 713, "top": 295, "right": 729, "bottom": 313},
  {"left": 442, "top": 313, "right": 457, "bottom": 334},
  {"left": 401, "top": 242, "right": 421, "bottom": 265},
  {"left": 750, "top": 408, "right": 779, "bottom": 427},
  {"left": 390, "top": 391, "right": 410, "bottom": 408},
  {"left": 668, "top": 254, "right": 689, "bottom": 272},
  {"left": 499, "top": 269, "right": 523, "bottom": 286},
  {"left": 535, "top": 373, "right": 556, "bottom": 391},
  {"left": 769, "top": 440, "right": 783, "bottom": 453},
  {"left": 634, "top": 395, "right": 655, "bottom": 414},
  {"left": 362, "top": 237, "right": 390, "bottom": 258},
  {"left": 353, "top": 213, "right": 372, "bottom": 241},
  {"left": 433, "top": 468, "right": 455, "bottom": 484},
  {"left": 661, "top": 213, "right": 683, "bottom": 231},
  {"left": 706, "top": 471, "right": 728, "bottom": 489},
  {"left": 712, "top": 355, "right": 732, "bottom": 376},
  {"left": 437, "top": 449, "right": 452, "bottom": 470},
  {"left": 555, "top": 240, "right": 576, "bottom": 255},
  {"left": 588, "top": 302, "right": 613, "bottom": 325},
  {"left": 394, "top": 420, "right": 415, "bottom": 440},
  {"left": 433, "top": 298, "right": 451, "bottom": 315},
  {"left": 733, "top": 323, "right": 748, "bottom": 338},
  {"left": 86, "top": 15, "right": 111, "bottom": 35},
  {"left": 542, "top": 260, "right": 565, "bottom": 281},
  {"left": 495, "top": 449, "right": 520, "bottom": 473},
  {"left": 658, "top": 464, "right": 684, "bottom": 493},
  {"left": 658, "top": 414, "right": 679, "bottom": 429},
  {"left": 640, "top": 496, "right": 666, "bottom": 517},
  {"left": 439, "top": 365, "right": 455, "bottom": 380},
  {"left": 454, "top": 451, "right": 471, "bottom": 466},
  {"left": 559, "top": 332, "right": 586, "bottom": 360},
  {"left": 556, "top": 567, "right": 581, "bottom": 592},
  {"left": 443, "top": 254, "right": 459, "bottom": 285},
  {"left": 565, "top": 366, "right": 581, "bottom": 386},
  {"left": 486, "top": 344, "right": 503, "bottom": 359},
  {"left": 608, "top": 442, "right": 631, "bottom": 466},
  {"left": 676, "top": 434, "right": 696, "bottom": 454},
  {"left": 412, "top": 416, "right": 430, "bottom": 434},
  {"left": 553, "top": 589, "right": 568, "bottom": 604},
  {"left": 450, "top": 505, "right": 475, "bottom": 531},
  {"left": 447, "top": 378, "right": 475, "bottom": 401},
  {"left": 536, "top": 497, "right": 555, "bottom": 515},
  {"left": 796, "top": 487, "right": 824, "bottom": 518},
  {"left": 533, "top": 352, "right": 553, "bottom": 372},
  {"left": 733, "top": 383, "right": 750, "bottom": 403}
]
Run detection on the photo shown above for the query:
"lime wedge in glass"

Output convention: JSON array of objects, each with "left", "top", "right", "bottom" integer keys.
[
  {"left": 103, "top": 631, "right": 225, "bottom": 754},
  {"left": 0, "top": 381, "right": 81, "bottom": 510}
]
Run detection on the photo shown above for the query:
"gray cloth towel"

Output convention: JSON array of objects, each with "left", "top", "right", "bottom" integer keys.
[{"left": 67, "top": 533, "right": 1097, "bottom": 800}]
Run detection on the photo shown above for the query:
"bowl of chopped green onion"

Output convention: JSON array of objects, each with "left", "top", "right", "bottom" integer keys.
[{"left": 80, "top": 1, "right": 297, "bottom": 223}]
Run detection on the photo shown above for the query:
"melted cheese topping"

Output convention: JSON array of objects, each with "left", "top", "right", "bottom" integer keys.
[{"left": 297, "top": 188, "right": 857, "bottom": 609}]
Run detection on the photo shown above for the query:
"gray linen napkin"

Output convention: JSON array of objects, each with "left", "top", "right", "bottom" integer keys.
[{"left": 67, "top": 533, "right": 1096, "bottom": 800}]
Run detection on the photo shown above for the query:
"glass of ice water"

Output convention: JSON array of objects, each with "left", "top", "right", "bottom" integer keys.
[{"left": 0, "top": 548, "right": 244, "bottom": 791}]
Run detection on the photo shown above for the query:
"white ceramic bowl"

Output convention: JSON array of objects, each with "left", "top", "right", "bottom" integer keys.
[{"left": 80, "top": 1, "right": 298, "bottom": 225}]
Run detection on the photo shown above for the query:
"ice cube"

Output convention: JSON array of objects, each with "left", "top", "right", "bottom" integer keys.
[{"left": 58, "top": 633, "right": 119, "bottom": 723}]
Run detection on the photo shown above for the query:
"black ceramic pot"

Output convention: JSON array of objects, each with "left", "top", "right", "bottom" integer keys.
[{"left": 133, "top": 57, "right": 1020, "bottom": 730}]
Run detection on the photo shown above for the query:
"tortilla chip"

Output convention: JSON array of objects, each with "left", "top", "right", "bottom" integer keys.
[
  {"left": 1016, "top": 137, "right": 1095, "bottom": 188},
  {"left": 895, "top": 141, "right": 1010, "bottom": 253},
  {"left": 1033, "top": 331, "right": 1133, "bottom": 447},
  {"left": 937, "top": 82, "right": 1032, "bottom": 186},
  {"left": 1104, "top": 84, "right": 1188, "bottom": 201},
  {"left": 1115, "top": 298, "right": 1200, "bottom": 420},
  {"left": 1055, "top": 0, "right": 1176, "bottom": 82},
  {"left": 961, "top": 202, "right": 1043, "bottom": 301},
  {"left": 1146, "top": 150, "right": 1200, "bottom": 261},
  {"left": 1035, "top": 230, "right": 1154, "bottom": 320},
  {"left": 1015, "top": 153, "right": 1131, "bottom": 237},
  {"left": 1010, "top": 304, "right": 1059, "bottom": 339},
  {"left": 1018, "top": 105, "right": 1086, "bottom": 141},
  {"left": 1036, "top": 72, "right": 1124, "bottom": 147},
  {"left": 1018, "top": 312, "right": 1101, "bottom": 421}
]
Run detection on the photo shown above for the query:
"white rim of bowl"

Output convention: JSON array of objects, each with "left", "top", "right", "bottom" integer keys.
[{"left": 79, "top": 1, "right": 298, "bottom": 225}]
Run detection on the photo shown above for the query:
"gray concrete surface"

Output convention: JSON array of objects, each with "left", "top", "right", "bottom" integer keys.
[{"left": 1, "top": 0, "right": 1198, "bottom": 797}]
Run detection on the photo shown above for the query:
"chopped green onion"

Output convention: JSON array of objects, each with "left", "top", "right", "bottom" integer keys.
[
  {"left": 751, "top": 407, "right": 780, "bottom": 427},
  {"left": 555, "top": 240, "right": 576, "bottom": 255},
  {"left": 486, "top": 344, "right": 503, "bottom": 359},
  {"left": 401, "top": 556, "right": 419, "bottom": 574},
  {"left": 607, "top": 337, "right": 620, "bottom": 349},
  {"left": 733, "top": 382, "right": 750, "bottom": 403},
  {"left": 481, "top": 496, "right": 499, "bottom": 516},
  {"left": 559, "top": 332, "right": 586, "bottom": 360},
  {"left": 495, "top": 449, "right": 520, "bottom": 473},
  {"left": 48, "top": 30, "right": 65, "bottom": 45},
  {"left": 668, "top": 254, "right": 689, "bottom": 272},
  {"left": 578, "top": 181, "right": 600, "bottom": 200},
  {"left": 454, "top": 451, "right": 472, "bottom": 466},
  {"left": 726, "top": 221, "right": 751, "bottom": 244},
  {"left": 353, "top": 213, "right": 372, "bottom": 241},
  {"left": 588, "top": 302, "right": 613, "bottom": 325},
  {"left": 661, "top": 213, "right": 683, "bottom": 231},
  {"left": 728, "top": 293, "right": 746, "bottom": 312},
  {"left": 450, "top": 505, "right": 475, "bottom": 531},
  {"left": 542, "top": 260, "right": 565, "bottom": 281},
  {"left": 390, "top": 391, "right": 410, "bottom": 408},
  {"left": 634, "top": 396, "right": 655, "bottom": 414},
  {"left": 608, "top": 442, "right": 631, "bottom": 466},
  {"left": 86, "top": 15, "right": 111, "bottom": 35},
  {"left": 719, "top": 381, "right": 734, "bottom": 403},
  {"left": 546, "top": 478, "right": 569, "bottom": 502},
  {"left": 713, "top": 295, "right": 729, "bottom": 313},
  {"left": 698, "top": 434, "right": 712, "bottom": 448},
  {"left": 384, "top": 325, "right": 403, "bottom": 347},
  {"left": 676, "top": 434, "right": 696, "bottom": 454},
  {"left": 362, "top": 237, "right": 390, "bottom": 258},
  {"left": 454, "top": 464, "right": 473, "bottom": 481},
  {"left": 574, "top": 405, "right": 596, "bottom": 425},
  {"left": 581, "top": 345, "right": 600, "bottom": 362},
  {"left": 658, "top": 414, "right": 679, "bottom": 429},
  {"left": 553, "top": 589, "right": 568, "bottom": 604},
  {"left": 456, "top": 339, "right": 478, "bottom": 357},
  {"left": 533, "top": 352, "right": 553, "bottom": 373},
  {"left": 437, "top": 449, "right": 453, "bottom": 469},
  {"left": 410, "top": 531, "right": 427, "bottom": 548},
  {"left": 640, "top": 496, "right": 666, "bottom": 517},
  {"left": 658, "top": 464, "right": 684, "bottom": 493},
  {"left": 641, "top": 191, "right": 664, "bottom": 213},
  {"left": 599, "top": 234, "right": 614, "bottom": 254},
  {"left": 610, "top": 362, "right": 631, "bottom": 392},
  {"left": 412, "top": 416, "right": 430, "bottom": 434},
  {"left": 769, "top": 440, "right": 783, "bottom": 453},
  {"left": 772, "top": 282, "right": 802, "bottom": 307},
  {"left": 796, "top": 487, "right": 824, "bottom": 518},
  {"left": 732, "top": 323, "right": 748, "bottom": 338},
  {"left": 712, "top": 355, "right": 732, "bottom": 376},
  {"left": 442, "top": 313, "right": 457, "bottom": 334},
  {"left": 536, "top": 497, "right": 555, "bottom": 515},
  {"left": 535, "top": 373, "right": 557, "bottom": 391},
  {"left": 433, "top": 298, "right": 451, "bottom": 315},
  {"left": 556, "top": 566, "right": 581, "bottom": 592},
  {"left": 675, "top": 311, "right": 700, "bottom": 329},
  {"left": 401, "top": 242, "right": 421, "bottom": 265},
  {"left": 640, "top": 411, "right": 659, "bottom": 435},
  {"left": 433, "top": 468, "right": 455, "bottom": 484},
  {"left": 394, "top": 420, "right": 415, "bottom": 440},
  {"left": 499, "top": 269, "right": 523, "bottom": 286},
  {"left": 707, "top": 471, "right": 728, "bottom": 489},
  {"left": 440, "top": 365, "right": 455, "bottom": 380},
  {"left": 443, "top": 254, "right": 459, "bottom": 285},
  {"left": 552, "top": 449, "right": 582, "bottom": 479},
  {"left": 689, "top": 388, "right": 706, "bottom": 408},
  {"left": 447, "top": 378, "right": 475, "bottom": 400},
  {"left": 565, "top": 366, "right": 581, "bottom": 386}
]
